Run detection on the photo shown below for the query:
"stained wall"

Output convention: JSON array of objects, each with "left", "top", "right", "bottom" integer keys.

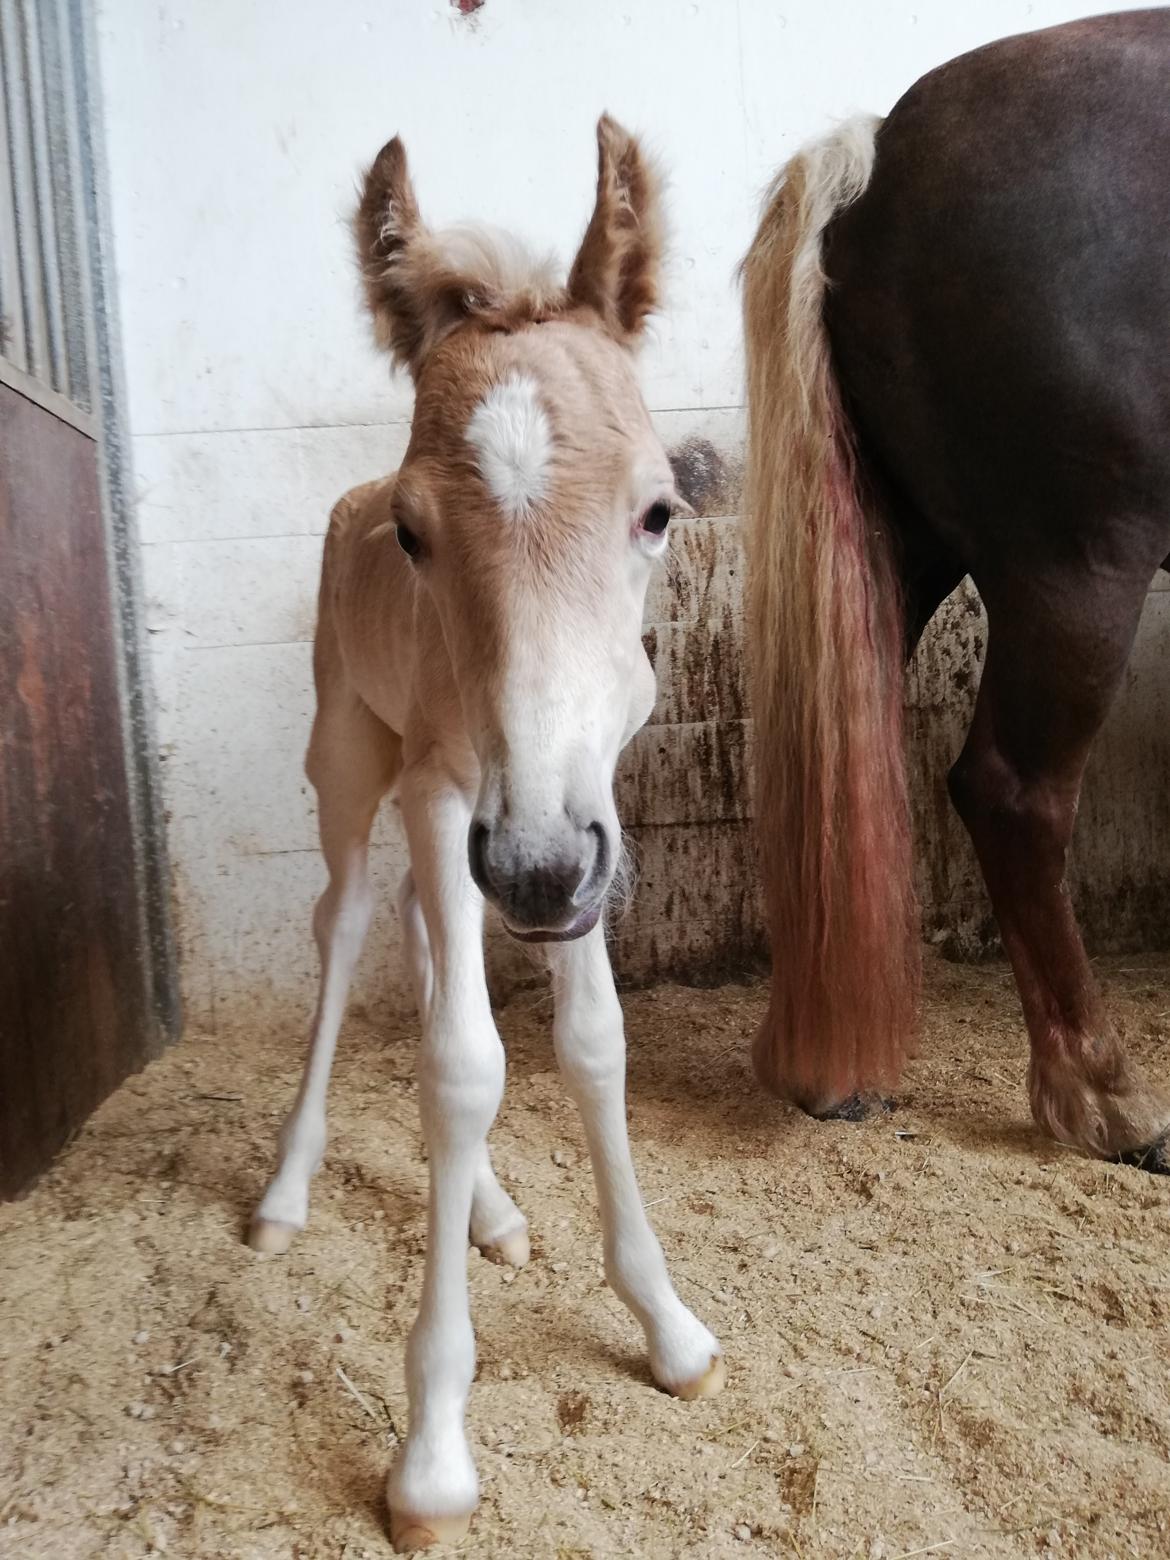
[{"left": 95, "top": 0, "right": 1169, "bottom": 1029}]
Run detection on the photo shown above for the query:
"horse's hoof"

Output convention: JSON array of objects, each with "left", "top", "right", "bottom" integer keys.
[
  {"left": 247, "top": 1217, "right": 299, "bottom": 1255},
  {"left": 477, "top": 1224, "right": 530, "bottom": 1269},
  {"left": 671, "top": 1353, "right": 726, "bottom": 1402},
  {"left": 389, "top": 1511, "right": 472, "bottom": 1552},
  {"left": 811, "top": 1093, "right": 895, "bottom": 1123},
  {"left": 1116, "top": 1133, "right": 1170, "bottom": 1175}
]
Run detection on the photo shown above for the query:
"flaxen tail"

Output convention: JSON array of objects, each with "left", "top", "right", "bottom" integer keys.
[{"left": 740, "top": 117, "right": 919, "bottom": 1113}]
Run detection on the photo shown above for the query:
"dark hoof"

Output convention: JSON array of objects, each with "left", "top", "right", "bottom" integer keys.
[
  {"left": 1116, "top": 1133, "right": 1170, "bottom": 1174},
  {"left": 810, "top": 1093, "right": 896, "bottom": 1124}
]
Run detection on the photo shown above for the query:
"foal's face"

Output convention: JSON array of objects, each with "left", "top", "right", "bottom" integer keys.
[
  {"left": 353, "top": 113, "right": 672, "bottom": 937},
  {"left": 393, "top": 322, "right": 682, "bottom": 938}
]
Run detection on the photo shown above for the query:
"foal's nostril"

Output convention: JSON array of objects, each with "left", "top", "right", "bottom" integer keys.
[
  {"left": 577, "top": 821, "right": 610, "bottom": 902},
  {"left": 468, "top": 822, "right": 491, "bottom": 895}
]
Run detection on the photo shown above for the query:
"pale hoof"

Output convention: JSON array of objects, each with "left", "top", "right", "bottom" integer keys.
[
  {"left": 478, "top": 1225, "right": 530, "bottom": 1269},
  {"left": 671, "top": 1353, "right": 726, "bottom": 1402},
  {"left": 248, "top": 1217, "right": 299, "bottom": 1256},
  {"left": 389, "top": 1510, "right": 472, "bottom": 1552}
]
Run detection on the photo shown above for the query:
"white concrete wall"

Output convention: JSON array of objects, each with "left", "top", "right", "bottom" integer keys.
[{"left": 96, "top": 0, "right": 1165, "bottom": 1031}]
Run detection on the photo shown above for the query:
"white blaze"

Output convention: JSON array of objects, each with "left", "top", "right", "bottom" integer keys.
[{"left": 466, "top": 373, "right": 552, "bottom": 518}]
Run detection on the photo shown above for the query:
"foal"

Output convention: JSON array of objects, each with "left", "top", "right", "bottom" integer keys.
[{"left": 250, "top": 118, "right": 724, "bottom": 1550}]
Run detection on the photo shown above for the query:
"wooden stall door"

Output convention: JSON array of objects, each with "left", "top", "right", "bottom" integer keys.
[
  {"left": 0, "top": 384, "right": 159, "bottom": 1195},
  {"left": 0, "top": 0, "right": 174, "bottom": 1194}
]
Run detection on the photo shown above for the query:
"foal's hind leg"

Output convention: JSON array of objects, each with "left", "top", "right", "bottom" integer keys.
[
  {"left": 948, "top": 572, "right": 1170, "bottom": 1169},
  {"left": 250, "top": 697, "right": 399, "bottom": 1253},
  {"left": 397, "top": 870, "right": 530, "bottom": 1267}
]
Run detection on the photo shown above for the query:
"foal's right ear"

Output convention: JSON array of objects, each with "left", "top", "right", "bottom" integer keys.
[
  {"left": 567, "top": 115, "right": 665, "bottom": 348},
  {"left": 354, "top": 137, "right": 457, "bottom": 380}
]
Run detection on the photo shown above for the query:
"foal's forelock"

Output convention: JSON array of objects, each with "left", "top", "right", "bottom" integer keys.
[{"left": 365, "top": 198, "right": 574, "bottom": 374}]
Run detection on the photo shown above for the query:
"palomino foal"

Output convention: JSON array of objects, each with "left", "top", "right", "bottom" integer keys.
[{"left": 250, "top": 118, "right": 724, "bottom": 1550}]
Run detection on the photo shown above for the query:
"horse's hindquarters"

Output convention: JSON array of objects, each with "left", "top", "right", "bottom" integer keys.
[{"left": 824, "top": 9, "right": 1170, "bottom": 575}]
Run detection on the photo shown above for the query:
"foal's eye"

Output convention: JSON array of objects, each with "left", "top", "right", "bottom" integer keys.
[
  {"left": 640, "top": 503, "right": 672, "bottom": 537},
  {"left": 395, "top": 523, "right": 421, "bottom": 559}
]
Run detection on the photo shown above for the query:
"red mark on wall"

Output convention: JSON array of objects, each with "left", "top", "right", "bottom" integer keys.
[{"left": 453, "top": 0, "right": 485, "bottom": 14}]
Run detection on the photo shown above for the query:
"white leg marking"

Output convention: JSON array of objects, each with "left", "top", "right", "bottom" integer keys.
[
  {"left": 251, "top": 700, "right": 393, "bottom": 1255},
  {"left": 387, "top": 776, "right": 504, "bottom": 1548},
  {"left": 397, "top": 869, "right": 434, "bottom": 1022},
  {"left": 399, "top": 869, "right": 527, "bottom": 1269},
  {"left": 250, "top": 845, "right": 373, "bottom": 1253},
  {"left": 548, "top": 925, "right": 725, "bottom": 1398}
]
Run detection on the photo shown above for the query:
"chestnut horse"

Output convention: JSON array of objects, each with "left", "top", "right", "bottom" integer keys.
[
  {"left": 250, "top": 119, "right": 722, "bottom": 1550},
  {"left": 742, "top": 10, "right": 1170, "bottom": 1171}
]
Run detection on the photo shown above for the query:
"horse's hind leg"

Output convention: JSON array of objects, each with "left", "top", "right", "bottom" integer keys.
[
  {"left": 948, "top": 569, "right": 1170, "bottom": 1170},
  {"left": 397, "top": 870, "right": 530, "bottom": 1267},
  {"left": 250, "top": 694, "right": 400, "bottom": 1253}
]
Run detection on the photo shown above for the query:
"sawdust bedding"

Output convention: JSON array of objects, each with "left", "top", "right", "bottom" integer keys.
[{"left": 2, "top": 952, "right": 1169, "bottom": 1559}]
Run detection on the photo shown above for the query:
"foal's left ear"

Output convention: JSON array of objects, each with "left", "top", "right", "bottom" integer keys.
[
  {"left": 567, "top": 115, "right": 665, "bottom": 347},
  {"left": 354, "top": 136, "right": 437, "bottom": 377}
]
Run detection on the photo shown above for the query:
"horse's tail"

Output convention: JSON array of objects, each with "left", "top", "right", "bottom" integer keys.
[{"left": 739, "top": 116, "right": 919, "bottom": 1112}]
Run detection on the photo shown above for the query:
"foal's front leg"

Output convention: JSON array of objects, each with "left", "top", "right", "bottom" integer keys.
[
  {"left": 549, "top": 926, "right": 725, "bottom": 1398},
  {"left": 398, "top": 868, "right": 529, "bottom": 1267},
  {"left": 387, "top": 774, "right": 504, "bottom": 1552}
]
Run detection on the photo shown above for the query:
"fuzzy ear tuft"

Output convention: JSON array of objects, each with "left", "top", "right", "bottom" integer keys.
[
  {"left": 354, "top": 136, "right": 567, "bottom": 380},
  {"left": 567, "top": 114, "right": 665, "bottom": 346}
]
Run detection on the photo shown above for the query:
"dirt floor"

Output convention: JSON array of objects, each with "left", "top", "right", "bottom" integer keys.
[{"left": 2, "top": 953, "right": 1170, "bottom": 1560}]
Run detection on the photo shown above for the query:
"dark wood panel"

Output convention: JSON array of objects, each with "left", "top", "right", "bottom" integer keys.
[{"left": 0, "top": 383, "right": 155, "bottom": 1196}]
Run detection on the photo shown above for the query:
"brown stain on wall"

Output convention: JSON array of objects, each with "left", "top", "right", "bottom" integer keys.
[
  {"left": 668, "top": 436, "right": 743, "bottom": 517},
  {"left": 610, "top": 476, "right": 761, "bottom": 990}
]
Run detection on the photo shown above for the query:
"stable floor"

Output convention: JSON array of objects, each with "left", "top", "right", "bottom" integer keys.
[{"left": 2, "top": 954, "right": 1169, "bottom": 1559}]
